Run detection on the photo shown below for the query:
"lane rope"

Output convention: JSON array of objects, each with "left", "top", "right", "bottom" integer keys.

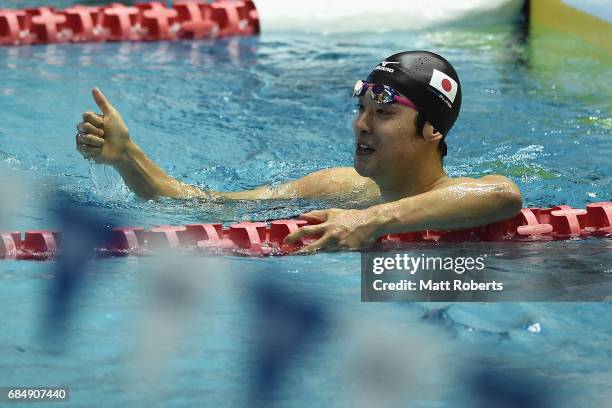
[
  {"left": 0, "top": 1, "right": 259, "bottom": 46},
  {"left": 1, "top": 202, "right": 610, "bottom": 259}
]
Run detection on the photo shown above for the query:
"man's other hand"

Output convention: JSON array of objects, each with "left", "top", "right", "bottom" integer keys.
[{"left": 284, "top": 208, "right": 382, "bottom": 253}]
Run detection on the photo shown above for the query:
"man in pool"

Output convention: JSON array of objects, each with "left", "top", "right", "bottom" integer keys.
[{"left": 75, "top": 51, "right": 522, "bottom": 252}]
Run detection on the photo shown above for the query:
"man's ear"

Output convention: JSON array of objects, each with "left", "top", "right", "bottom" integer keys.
[{"left": 422, "top": 122, "right": 444, "bottom": 144}]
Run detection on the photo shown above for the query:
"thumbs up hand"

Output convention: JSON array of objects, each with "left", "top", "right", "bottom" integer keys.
[{"left": 76, "top": 87, "right": 132, "bottom": 166}]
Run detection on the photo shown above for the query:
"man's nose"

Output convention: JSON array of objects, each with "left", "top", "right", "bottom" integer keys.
[{"left": 354, "top": 108, "right": 373, "bottom": 134}]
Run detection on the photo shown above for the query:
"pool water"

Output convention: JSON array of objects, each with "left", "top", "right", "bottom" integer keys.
[{"left": 1, "top": 17, "right": 611, "bottom": 408}]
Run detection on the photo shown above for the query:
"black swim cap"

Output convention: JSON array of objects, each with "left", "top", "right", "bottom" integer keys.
[{"left": 366, "top": 51, "right": 461, "bottom": 136}]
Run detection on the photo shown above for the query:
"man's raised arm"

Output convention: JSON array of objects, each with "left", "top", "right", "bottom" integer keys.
[{"left": 76, "top": 88, "right": 376, "bottom": 201}]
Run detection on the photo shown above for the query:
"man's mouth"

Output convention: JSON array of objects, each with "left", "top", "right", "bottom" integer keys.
[{"left": 356, "top": 141, "right": 376, "bottom": 155}]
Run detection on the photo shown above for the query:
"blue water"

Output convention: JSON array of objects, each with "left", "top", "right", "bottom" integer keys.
[{"left": 1, "top": 20, "right": 611, "bottom": 408}]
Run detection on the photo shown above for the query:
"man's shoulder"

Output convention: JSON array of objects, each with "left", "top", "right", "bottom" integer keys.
[
  {"left": 311, "top": 167, "right": 380, "bottom": 196},
  {"left": 316, "top": 166, "right": 366, "bottom": 179},
  {"left": 316, "top": 166, "right": 376, "bottom": 184},
  {"left": 431, "top": 174, "right": 520, "bottom": 193}
]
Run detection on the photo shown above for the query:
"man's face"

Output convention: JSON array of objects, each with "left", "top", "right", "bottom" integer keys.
[{"left": 353, "top": 91, "right": 423, "bottom": 182}]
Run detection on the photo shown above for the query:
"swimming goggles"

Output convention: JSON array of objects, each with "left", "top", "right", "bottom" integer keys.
[{"left": 353, "top": 80, "right": 418, "bottom": 110}]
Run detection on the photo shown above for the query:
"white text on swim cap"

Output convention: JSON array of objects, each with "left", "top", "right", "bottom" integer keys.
[{"left": 374, "top": 60, "right": 399, "bottom": 73}]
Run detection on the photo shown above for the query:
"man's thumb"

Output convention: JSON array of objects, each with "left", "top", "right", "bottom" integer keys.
[{"left": 92, "top": 87, "right": 112, "bottom": 114}]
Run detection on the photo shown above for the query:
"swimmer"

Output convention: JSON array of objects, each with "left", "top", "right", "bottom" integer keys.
[{"left": 75, "top": 51, "right": 522, "bottom": 252}]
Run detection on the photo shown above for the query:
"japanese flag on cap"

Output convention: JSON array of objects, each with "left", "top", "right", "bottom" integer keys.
[{"left": 429, "top": 68, "right": 458, "bottom": 104}]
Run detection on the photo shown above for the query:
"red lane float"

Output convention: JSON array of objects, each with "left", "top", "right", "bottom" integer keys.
[
  {"left": 0, "top": 1, "right": 259, "bottom": 46},
  {"left": 1, "top": 203, "right": 610, "bottom": 260}
]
